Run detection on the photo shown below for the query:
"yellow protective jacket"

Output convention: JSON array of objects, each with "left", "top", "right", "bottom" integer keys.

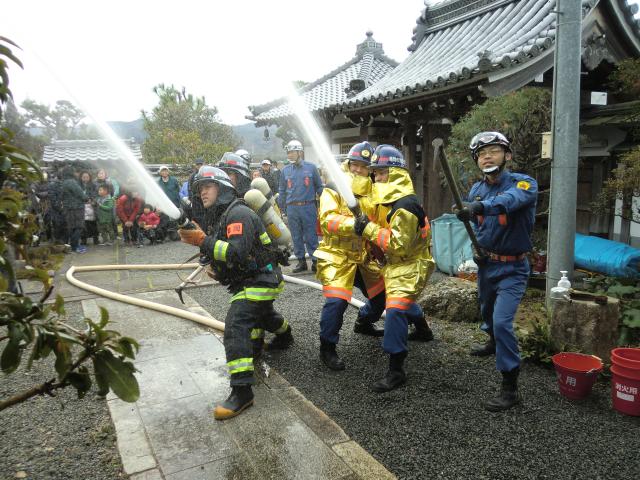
[
  {"left": 313, "top": 165, "right": 383, "bottom": 301},
  {"left": 361, "top": 167, "right": 435, "bottom": 302}
]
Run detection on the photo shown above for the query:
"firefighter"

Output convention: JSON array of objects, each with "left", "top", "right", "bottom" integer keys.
[
  {"left": 314, "top": 141, "right": 386, "bottom": 370},
  {"left": 277, "top": 140, "right": 323, "bottom": 273},
  {"left": 179, "top": 166, "right": 293, "bottom": 420},
  {"left": 218, "top": 152, "right": 252, "bottom": 196},
  {"left": 353, "top": 145, "right": 435, "bottom": 392},
  {"left": 455, "top": 131, "right": 537, "bottom": 411}
]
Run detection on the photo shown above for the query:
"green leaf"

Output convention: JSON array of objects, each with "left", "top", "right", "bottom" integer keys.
[
  {"left": 622, "top": 308, "right": 640, "bottom": 328},
  {"left": 94, "top": 351, "right": 139, "bottom": 402},
  {"left": 67, "top": 367, "right": 92, "bottom": 399},
  {"left": 53, "top": 339, "right": 72, "bottom": 379},
  {"left": 111, "top": 337, "right": 138, "bottom": 359},
  {"left": 606, "top": 284, "right": 637, "bottom": 298},
  {"left": 92, "top": 358, "right": 110, "bottom": 397},
  {"left": 53, "top": 295, "right": 65, "bottom": 315},
  {"left": 99, "top": 307, "right": 109, "bottom": 328},
  {"left": 1, "top": 337, "right": 21, "bottom": 373}
]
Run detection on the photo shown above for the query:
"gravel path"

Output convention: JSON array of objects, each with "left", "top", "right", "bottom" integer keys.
[
  {"left": 0, "top": 301, "right": 125, "bottom": 480},
  {"left": 189, "top": 274, "right": 640, "bottom": 480}
]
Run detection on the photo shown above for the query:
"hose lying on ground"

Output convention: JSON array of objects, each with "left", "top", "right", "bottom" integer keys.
[
  {"left": 65, "top": 264, "right": 225, "bottom": 331},
  {"left": 65, "top": 264, "right": 382, "bottom": 333}
]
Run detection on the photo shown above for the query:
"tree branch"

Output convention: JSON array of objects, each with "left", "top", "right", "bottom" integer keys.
[{"left": 0, "top": 351, "right": 91, "bottom": 411}]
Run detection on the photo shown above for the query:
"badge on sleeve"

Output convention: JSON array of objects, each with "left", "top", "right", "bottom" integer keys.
[
  {"left": 517, "top": 181, "right": 530, "bottom": 190},
  {"left": 227, "top": 223, "right": 243, "bottom": 237}
]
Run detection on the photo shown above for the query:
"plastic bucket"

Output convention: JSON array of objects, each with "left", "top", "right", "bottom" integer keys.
[
  {"left": 610, "top": 347, "right": 640, "bottom": 416},
  {"left": 552, "top": 352, "right": 603, "bottom": 400},
  {"left": 611, "top": 348, "right": 640, "bottom": 369}
]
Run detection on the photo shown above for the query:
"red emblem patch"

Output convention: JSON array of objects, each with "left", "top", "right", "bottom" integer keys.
[{"left": 227, "top": 223, "right": 243, "bottom": 237}]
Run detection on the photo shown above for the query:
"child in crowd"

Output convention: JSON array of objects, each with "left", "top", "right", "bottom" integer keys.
[
  {"left": 137, "top": 204, "right": 160, "bottom": 246},
  {"left": 116, "top": 190, "right": 143, "bottom": 246},
  {"left": 96, "top": 185, "right": 115, "bottom": 245}
]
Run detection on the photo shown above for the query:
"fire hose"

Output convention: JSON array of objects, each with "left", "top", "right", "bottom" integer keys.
[{"left": 65, "top": 265, "right": 381, "bottom": 333}]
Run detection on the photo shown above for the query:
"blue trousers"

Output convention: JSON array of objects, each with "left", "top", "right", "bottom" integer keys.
[
  {"left": 320, "top": 269, "right": 385, "bottom": 344},
  {"left": 287, "top": 203, "right": 319, "bottom": 261},
  {"left": 382, "top": 302, "right": 424, "bottom": 354},
  {"left": 477, "top": 259, "right": 529, "bottom": 372}
]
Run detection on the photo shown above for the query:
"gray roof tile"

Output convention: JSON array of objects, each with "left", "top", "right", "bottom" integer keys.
[
  {"left": 42, "top": 139, "right": 142, "bottom": 163},
  {"left": 248, "top": 32, "right": 397, "bottom": 124},
  {"left": 343, "top": 0, "right": 639, "bottom": 109}
]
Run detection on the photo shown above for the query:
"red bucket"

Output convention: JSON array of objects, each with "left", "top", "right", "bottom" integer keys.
[
  {"left": 611, "top": 348, "right": 640, "bottom": 369},
  {"left": 552, "top": 352, "right": 603, "bottom": 400},
  {"left": 610, "top": 347, "right": 640, "bottom": 416}
]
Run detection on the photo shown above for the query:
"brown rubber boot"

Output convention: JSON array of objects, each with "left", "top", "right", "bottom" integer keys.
[{"left": 213, "top": 386, "right": 254, "bottom": 420}]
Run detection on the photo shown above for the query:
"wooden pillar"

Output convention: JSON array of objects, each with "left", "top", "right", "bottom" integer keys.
[
  {"left": 422, "top": 121, "right": 453, "bottom": 221},
  {"left": 402, "top": 121, "right": 418, "bottom": 188}
]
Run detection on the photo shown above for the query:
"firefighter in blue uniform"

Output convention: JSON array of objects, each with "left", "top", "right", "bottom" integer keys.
[
  {"left": 455, "top": 131, "right": 537, "bottom": 412},
  {"left": 278, "top": 140, "right": 323, "bottom": 273},
  {"left": 179, "top": 166, "right": 293, "bottom": 420}
]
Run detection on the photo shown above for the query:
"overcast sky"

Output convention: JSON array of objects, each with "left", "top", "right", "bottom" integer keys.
[
  {"left": 5, "top": 0, "right": 427, "bottom": 125},
  {"left": 5, "top": 0, "right": 640, "bottom": 126}
]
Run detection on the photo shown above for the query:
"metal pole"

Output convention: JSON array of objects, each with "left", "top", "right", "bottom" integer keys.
[{"left": 546, "top": 0, "right": 582, "bottom": 306}]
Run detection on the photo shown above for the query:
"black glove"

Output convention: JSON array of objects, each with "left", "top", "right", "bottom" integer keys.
[
  {"left": 473, "top": 252, "right": 489, "bottom": 266},
  {"left": 353, "top": 214, "right": 370, "bottom": 236},
  {"left": 454, "top": 201, "right": 483, "bottom": 222}
]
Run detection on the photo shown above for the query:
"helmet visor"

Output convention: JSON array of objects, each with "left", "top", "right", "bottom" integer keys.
[{"left": 469, "top": 132, "right": 508, "bottom": 150}]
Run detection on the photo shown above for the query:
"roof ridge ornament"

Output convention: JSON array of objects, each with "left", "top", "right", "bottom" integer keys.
[{"left": 356, "top": 31, "right": 385, "bottom": 57}]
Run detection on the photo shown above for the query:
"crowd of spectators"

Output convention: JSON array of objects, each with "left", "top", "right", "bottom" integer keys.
[{"left": 33, "top": 164, "right": 179, "bottom": 253}]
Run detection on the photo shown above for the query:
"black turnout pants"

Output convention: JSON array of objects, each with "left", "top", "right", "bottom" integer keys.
[{"left": 224, "top": 299, "right": 286, "bottom": 386}]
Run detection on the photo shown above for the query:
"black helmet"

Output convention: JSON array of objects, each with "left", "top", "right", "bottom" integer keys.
[
  {"left": 218, "top": 152, "right": 250, "bottom": 178},
  {"left": 192, "top": 166, "right": 235, "bottom": 192},
  {"left": 469, "top": 131, "right": 511, "bottom": 162}
]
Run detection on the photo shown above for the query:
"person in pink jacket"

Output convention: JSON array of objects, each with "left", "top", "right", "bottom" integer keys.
[{"left": 137, "top": 204, "right": 160, "bottom": 246}]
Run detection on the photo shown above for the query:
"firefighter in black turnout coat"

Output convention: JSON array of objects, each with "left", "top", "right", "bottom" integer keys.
[{"left": 179, "top": 166, "right": 293, "bottom": 420}]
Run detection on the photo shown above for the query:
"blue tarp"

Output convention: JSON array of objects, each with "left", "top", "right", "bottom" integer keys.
[
  {"left": 430, "top": 214, "right": 473, "bottom": 275},
  {"left": 575, "top": 233, "right": 640, "bottom": 278}
]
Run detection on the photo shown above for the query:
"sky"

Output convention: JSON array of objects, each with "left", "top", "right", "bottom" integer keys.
[
  {"left": 4, "top": 0, "right": 427, "bottom": 125},
  {"left": 5, "top": 0, "right": 640, "bottom": 126}
]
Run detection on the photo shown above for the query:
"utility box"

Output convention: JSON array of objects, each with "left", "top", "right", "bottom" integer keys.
[{"left": 541, "top": 132, "right": 552, "bottom": 159}]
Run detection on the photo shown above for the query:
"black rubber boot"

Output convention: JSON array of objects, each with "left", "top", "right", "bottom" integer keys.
[
  {"left": 265, "top": 326, "right": 294, "bottom": 351},
  {"left": 485, "top": 368, "right": 521, "bottom": 412},
  {"left": 354, "top": 318, "right": 384, "bottom": 337},
  {"left": 319, "top": 339, "right": 345, "bottom": 371},
  {"left": 311, "top": 261, "right": 317, "bottom": 273},
  {"left": 292, "top": 260, "right": 307, "bottom": 273},
  {"left": 214, "top": 385, "right": 254, "bottom": 420},
  {"left": 408, "top": 316, "right": 434, "bottom": 342},
  {"left": 372, "top": 352, "right": 407, "bottom": 392},
  {"left": 470, "top": 335, "right": 496, "bottom": 356}
]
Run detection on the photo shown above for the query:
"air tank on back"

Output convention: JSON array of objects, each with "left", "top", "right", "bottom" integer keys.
[
  {"left": 244, "top": 188, "right": 291, "bottom": 247},
  {"left": 250, "top": 177, "right": 282, "bottom": 216}
]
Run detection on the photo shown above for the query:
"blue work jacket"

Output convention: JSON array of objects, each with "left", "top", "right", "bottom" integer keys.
[
  {"left": 278, "top": 161, "right": 323, "bottom": 208},
  {"left": 466, "top": 170, "right": 537, "bottom": 255}
]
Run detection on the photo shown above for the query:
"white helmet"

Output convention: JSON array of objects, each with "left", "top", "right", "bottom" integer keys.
[
  {"left": 285, "top": 140, "right": 304, "bottom": 152},
  {"left": 235, "top": 149, "right": 251, "bottom": 162}
]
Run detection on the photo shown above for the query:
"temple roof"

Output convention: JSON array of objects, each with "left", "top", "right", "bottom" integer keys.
[
  {"left": 42, "top": 138, "right": 142, "bottom": 163},
  {"left": 342, "top": 0, "right": 640, "bottom": 110},
  {"left": 247, "top": 32, "right": 398, "bottom": 125}
]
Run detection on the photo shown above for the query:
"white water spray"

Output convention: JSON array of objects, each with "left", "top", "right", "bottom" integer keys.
[
  {"left": 286, "top": 83, "right": 357, "bottom": 209},
  {"left": 25, "top": 45, "right": 181, "bottom": 218}
]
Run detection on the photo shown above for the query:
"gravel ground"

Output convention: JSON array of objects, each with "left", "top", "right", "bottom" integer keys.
[
  {"left": 189, "top": 273, "right": 640, "bottom": 480},
  {"left": 0, "top": 301, "right": 125, "bottom": 480}
]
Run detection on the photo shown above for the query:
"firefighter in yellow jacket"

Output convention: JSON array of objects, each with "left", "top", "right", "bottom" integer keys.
[
  {"left": 353, "top": 144, "right": 435, "bottom": 392},
  {"left": 314, "top": 142, "right": 386, "bottom": 370}
]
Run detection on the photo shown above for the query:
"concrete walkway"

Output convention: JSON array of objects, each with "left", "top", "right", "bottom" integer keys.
[{"left": 64, "top": 247, "right": 394, "bottom": 479}]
